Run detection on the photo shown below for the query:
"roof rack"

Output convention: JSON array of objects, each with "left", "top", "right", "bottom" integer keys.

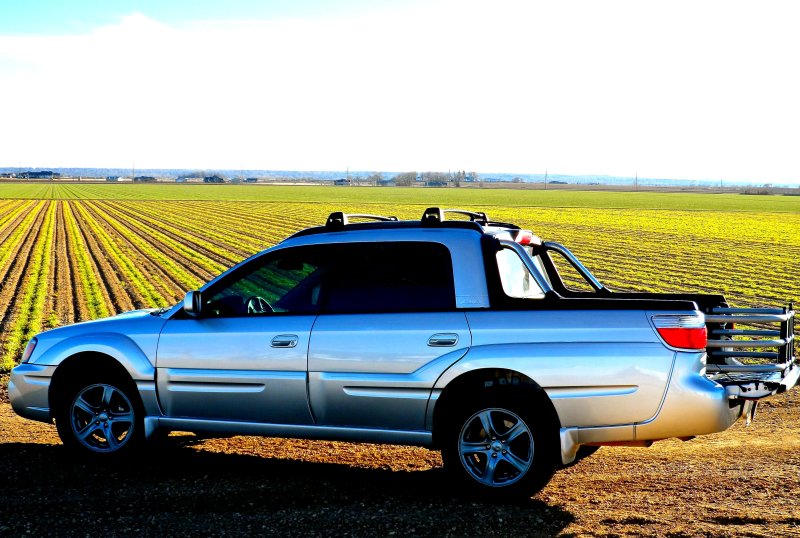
[
  {"left": 421, "top": 207, "right": 519, "bottom": 230},
  {"left": 326, "top": 212, "right": 398, "bottom": 229},
  {"left": 422, "top": 207, "right": 487, "bottom": 225}
]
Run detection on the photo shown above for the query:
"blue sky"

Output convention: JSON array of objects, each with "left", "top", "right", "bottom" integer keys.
[
  {"left": 0, "top": 0, "right": 410, "bottom": 33},
  {"left": 0, "top": 0, "right": 798, "bottom": 184}
]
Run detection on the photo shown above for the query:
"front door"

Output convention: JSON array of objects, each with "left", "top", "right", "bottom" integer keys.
[{"left": 156, "top": 246, "right": 325, "bottom": 424}]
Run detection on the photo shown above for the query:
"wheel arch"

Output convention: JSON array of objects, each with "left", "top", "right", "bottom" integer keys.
[
  {"left": 49, "top": 352, "right": 140, "bottom": 415},
  {"left": 430, "top": 367, "right": 561, "bottom": 448}
]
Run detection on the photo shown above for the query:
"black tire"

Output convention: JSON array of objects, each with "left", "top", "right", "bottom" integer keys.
[
  {"left": 441, "top": 386, "right": 560, "bottom": 499},
  {"left": 54, "top": 375, "right": 144, "bottom": 458}
]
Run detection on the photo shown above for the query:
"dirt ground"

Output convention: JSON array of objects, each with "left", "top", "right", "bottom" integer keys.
[{"left": 1, "top": 378, "right": 798, "bottom": 537}]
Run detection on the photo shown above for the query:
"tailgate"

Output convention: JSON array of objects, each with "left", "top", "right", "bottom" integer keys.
[{"left": 705, "top": 304, "right": 798, "bottom": 399}]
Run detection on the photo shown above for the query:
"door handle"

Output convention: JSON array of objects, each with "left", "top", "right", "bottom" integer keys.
[
  {"left": 271, "top": 334, "right": 299, "bottom": 348},
  {"left": 428, "top": 333, "right": 459, "bottom": 347}
]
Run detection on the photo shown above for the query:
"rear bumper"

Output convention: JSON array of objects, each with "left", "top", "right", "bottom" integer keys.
[
  {"left": 635, "top": 352, "right": 744, "bottom": 441},
  {"left": 8, "top": 363, "right": 55, "bottom": 423},
  {"left": 559, "top": 352, "right": 746, "bottom": 464}
]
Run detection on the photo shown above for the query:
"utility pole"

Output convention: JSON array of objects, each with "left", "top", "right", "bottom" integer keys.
[
  {"left": 634, "top": 172, "right": 638, "bottom": 191},
  {"left": 544, "top": 169, "right": 548, "bottom": 190}
]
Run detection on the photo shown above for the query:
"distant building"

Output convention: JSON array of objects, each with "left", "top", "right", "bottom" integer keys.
[
  {"left": 245, "top": 177, "right": 259, "bottom": 183},
  {"left": 19, "top": 170, "right": 59, "bottom": 179},
  {"left": 106, "top": 176, "right": 120, "bottom": 182},
  {"left": 133, "top": 176, "right": 156, "bottom": 182},
  {"left": 333, "top": 178, "right": 352, "bottom": 186},
  {"left": 203, "top": 175, "right": 225, "bottom": 183}
]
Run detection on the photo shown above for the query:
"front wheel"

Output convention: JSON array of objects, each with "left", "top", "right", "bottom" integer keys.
[
  {"left": 55, "top": 378, "right": 143, "bottom": 457},
  {"left": 441, "top": 388, "right": 559, "bottom": 499}
]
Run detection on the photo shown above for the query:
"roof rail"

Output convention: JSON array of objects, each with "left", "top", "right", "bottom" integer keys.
[
  {"left": 421, "top": 207, "right": 489, "bottom": 225},
  {"left": 421, "top": 207, "right": 519, "bottom": 230},
  {"left": 325, "top": 212, "right": 398, "bottom": 229}
]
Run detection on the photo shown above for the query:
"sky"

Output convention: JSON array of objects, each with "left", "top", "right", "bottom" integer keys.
[{"left": 0, "top": 0, "right": 798, "bottom": 184}]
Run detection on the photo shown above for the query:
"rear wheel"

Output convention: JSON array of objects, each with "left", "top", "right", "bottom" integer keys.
[
  {"left": 441, "top": 387, "right": 559, "bottom": 499},
  {"left": 55, "top": 377, "right": 143, "bottom": 457}
]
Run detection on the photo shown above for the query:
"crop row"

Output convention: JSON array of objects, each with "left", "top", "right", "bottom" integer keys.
[{"left": 0, "top": 198, "right": 797, "bottom": 372}]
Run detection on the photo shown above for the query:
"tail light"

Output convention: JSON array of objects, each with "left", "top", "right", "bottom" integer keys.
[
  {"left": 651, "top": 314, "right": 707, "bottom": 350},
  {"left": 515, "top": 230, "right": 542, "bottom": 246},
  {"left": 21, "top": 337, "right": 37, "bottom": 363}
]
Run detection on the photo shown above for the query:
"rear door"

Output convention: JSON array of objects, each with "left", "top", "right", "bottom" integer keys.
[{"left": 307, "top": 241, "right": 471, "bottom": 431}]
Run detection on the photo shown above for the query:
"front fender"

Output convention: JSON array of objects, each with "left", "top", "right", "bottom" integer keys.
[{"left": 36, "top": 332, "right": 156, "bottom": 380}]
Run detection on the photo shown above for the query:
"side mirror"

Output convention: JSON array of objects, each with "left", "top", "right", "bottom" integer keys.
[{"left": 183, "top": 290, "right": 203, "bottom": 317}]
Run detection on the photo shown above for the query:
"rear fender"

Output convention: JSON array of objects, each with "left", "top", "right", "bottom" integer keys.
[{"left": 432, "top": 342, "right": 676, "bottom": 428}]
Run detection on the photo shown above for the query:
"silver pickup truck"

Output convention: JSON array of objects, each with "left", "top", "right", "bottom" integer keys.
[{"left": 9, "top": 207, "right": 798, "bottom": 498}]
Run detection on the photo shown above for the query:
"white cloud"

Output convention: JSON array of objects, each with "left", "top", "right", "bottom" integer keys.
[{"left": 0, "top": 1, "right": 798, "bottom": 183}]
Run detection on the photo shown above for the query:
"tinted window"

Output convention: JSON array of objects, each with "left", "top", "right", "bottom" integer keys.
[
  {"left": 322, "top": 242, "right": 455, "bottom": 313},
  {"left": 205, "top": 248, "right": 323, "bottom": 317},
  {"left": 203, "top": 242, "right": 455, "bottom": 317}
]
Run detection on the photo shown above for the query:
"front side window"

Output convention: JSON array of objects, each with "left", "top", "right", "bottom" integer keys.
[
  {"left": 205, "top": 248, "right": 322, "bottom": 317},
  {"left": 496, "top": 247, "right": 545, "bottom": 299}
]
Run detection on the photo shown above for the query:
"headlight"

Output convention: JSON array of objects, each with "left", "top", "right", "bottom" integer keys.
[{"left": 21, "top": 338, "right": 37, "bottom": 363}]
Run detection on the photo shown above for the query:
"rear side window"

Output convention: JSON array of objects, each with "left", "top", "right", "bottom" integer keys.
[
  {"left": 322, "top": 242, "right": 455, "bottom": 313},
  {"left": 496, "top": 247, "right": 545, "bottom": 299}
]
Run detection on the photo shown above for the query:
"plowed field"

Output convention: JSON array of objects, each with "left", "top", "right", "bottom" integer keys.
[
  {"left": 0, "top": 184, "right": 798, "bottom": 536},
  {"left": 1, "top": 186, "right": 798, "bottom": 371},
  {"left": 0, "top": 389, "right": 797, "bottom": 536}
]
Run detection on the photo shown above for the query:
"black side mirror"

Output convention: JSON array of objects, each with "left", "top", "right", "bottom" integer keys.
[{"left": 183, "top": 290, "right": 203, "bottom": 317}]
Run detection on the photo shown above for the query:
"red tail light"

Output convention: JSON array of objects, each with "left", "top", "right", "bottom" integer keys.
[
  {"left": 652, "top": 315, "right": 707, "bottom": 350},
  {"left": 515, "top": 230, "right": 542, "bottom": 246}
]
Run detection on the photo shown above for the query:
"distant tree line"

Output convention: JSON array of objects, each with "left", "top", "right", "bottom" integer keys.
[{"left": 392, "top": 170, "right": 479, "bottom": 187}]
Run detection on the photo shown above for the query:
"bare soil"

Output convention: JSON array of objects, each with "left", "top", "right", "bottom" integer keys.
[{"left": 1, "top": 379, "right": 797, "bottom": 537}]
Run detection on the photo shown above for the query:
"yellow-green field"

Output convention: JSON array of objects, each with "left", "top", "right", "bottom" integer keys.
[{"left": 0, "top": 184, "right": 798, "bottom": 371}]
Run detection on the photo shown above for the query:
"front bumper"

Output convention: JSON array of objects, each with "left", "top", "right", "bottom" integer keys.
[{"left": 8, "top": 363, "right": 56, "bottom": 423}]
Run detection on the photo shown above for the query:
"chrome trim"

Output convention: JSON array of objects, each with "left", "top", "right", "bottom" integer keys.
[
  {"left": 152, "top": 417, "right": 434, "bottom": 446},
  {"left": 707, "top": 362, "right": 791, "bottom": 373},
  {"left": 546, "top": 385, "right": 638, "bottom": 398},
  {"left": 706, "top": 314, "right": 791, "bottom": 323},
  {"left": 707, "top": 338, "right": 790, "bottom": 349},
  {"left": 270, "top": 334, "right": 299, "bottom": 348}
]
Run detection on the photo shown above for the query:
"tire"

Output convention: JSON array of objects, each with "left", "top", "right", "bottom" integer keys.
[
  {"left": 441, "top": 386, "right": 560, "bottom": 499},
  {"left": 55, "top": 375, "right": 144, "bottom": 458}
]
